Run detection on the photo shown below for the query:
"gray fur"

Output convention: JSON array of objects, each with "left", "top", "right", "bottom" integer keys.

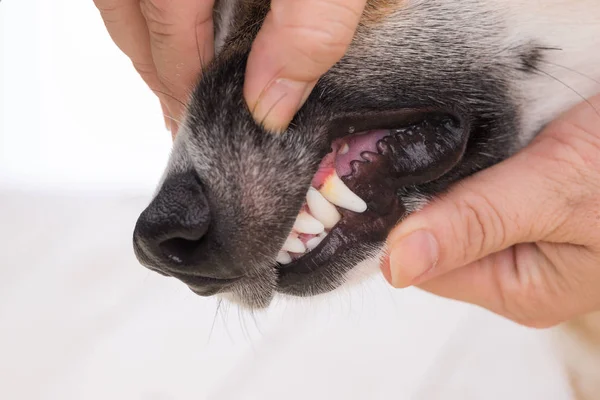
[{"left": 133, "top": 0, "right": 600, "bottom": 308}]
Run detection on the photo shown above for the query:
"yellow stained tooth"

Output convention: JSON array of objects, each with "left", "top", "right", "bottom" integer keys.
[
  {"left": 282, "top": 236, "right": 306, "bottom": 253},
  {"left": 319, "top": 172, "right": 367, "bottom": 213},
  {"left": 306, "top": 187, "right": 341, "bottom": 229},
  {"left": 293, "top": 211, "right": 325, "bottom": 234}
]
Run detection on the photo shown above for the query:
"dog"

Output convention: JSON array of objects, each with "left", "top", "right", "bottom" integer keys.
[{"left": 132, "top": 0, "right": 600, "bottom": 397}]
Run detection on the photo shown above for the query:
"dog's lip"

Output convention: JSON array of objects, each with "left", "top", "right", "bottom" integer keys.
[
  {"left": 274, "top": 112, "right": 467, "bottom": 294},
  {"left": 327, "top": 107, "right": 445, "bottom": 141},
  {"left": 274, "top": 140, "right": 406, "bottom": 294},
  {"left": 146, "top": 266, "right": 243, "bottom": 287}
]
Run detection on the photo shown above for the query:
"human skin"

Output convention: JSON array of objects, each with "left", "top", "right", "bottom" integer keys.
[
  {"left": 93, "top": 0, "right": 367, "bottom": 135},
  {"left": 382, "top": 94, "right": 600, "bottom": 328}
]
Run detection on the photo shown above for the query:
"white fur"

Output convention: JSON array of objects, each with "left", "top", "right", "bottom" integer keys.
[{"left": 492, "top": 0, "right": 600, "bottom": 145}]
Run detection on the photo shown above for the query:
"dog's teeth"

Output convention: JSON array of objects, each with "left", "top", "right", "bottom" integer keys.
[
  {"left": 319, "top": 172, "right": 367, "bottom": 213},
  {"left": 276, "top": 251, "right": 292, "bottom": 265},
  {"left": 306, "top": 187, "right": 341, "bottom": 229},
  {"left": 306, "top": 234, "right": 326, "bottom": 251},
  {"left": 282, "top": 236, "right": 306, "bottom": 253},
  {"left": 293, "top": 211, "right": 325, "bottom": 234},
  {"left": 339, "top": 143, "right": 350, "bottom": 155}
]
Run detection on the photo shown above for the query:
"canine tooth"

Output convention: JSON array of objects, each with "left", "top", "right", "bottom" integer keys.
[
  {"left": 282, "top": 236, "right": 306, "bottom": 253},
  {"left": 293, "top": 211, "right": 325, "bottom": 234},
  {"left": 319, "top": 172, "right": 367, "bottom": 213},
  {"left": 276, "top": 251, "right": 292, "bottom": 264},
  {"left": 306, "top": 235, "right": 325, "bottom": 251},
  {"left": 339, "top": 143, "right": 349, "bottom": 155},
  {"left": 306, "top": 187, "right": 341, "bottom": 229}
]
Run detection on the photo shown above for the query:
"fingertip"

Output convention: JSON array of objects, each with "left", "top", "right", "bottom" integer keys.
[
  {"left": 386, "top": 231, "right": 439, "bottom": 288},
  {"left": 251, "top": 78, "right": 314, "bottom": 133}
]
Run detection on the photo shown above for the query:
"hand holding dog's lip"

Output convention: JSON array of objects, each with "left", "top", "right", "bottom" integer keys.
[
  {"left": 383, "top": 94, "right": 600, "bottom": 328},
  {"left": 244, "top": 0, "right": 368, "bottom": 133},
  {"left": 94, "top": 0, "right": 216, "bottom": 136}
]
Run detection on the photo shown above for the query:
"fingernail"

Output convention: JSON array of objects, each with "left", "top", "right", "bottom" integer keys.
[
  {"left": 253, "top": 78, "right": 311, "bottom": 133},
  {"left": 389, "top": 230, "right": 439, "bottom": 288}
]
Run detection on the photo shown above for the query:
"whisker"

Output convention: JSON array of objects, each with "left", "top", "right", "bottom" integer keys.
[
  {"left": 207, "top": 298, "right": 223, "bottom": 345},
  {"left": 531, "top": 66, "right": 600, "bottom": 118},
  {"left": 259, "top": 92, "right": 289, "bottom": 129},
  {"left": 150, "top": 88, "right": 188, "bottom": 109},
  {"left": 538, "top": 60, "right": 600, "bottom": 85},
  {"left": 195, "top": 12, "right": 209, "bottom": 72},
  {"left": 163, "top": 114, "right": 184, "bottom": 126}
]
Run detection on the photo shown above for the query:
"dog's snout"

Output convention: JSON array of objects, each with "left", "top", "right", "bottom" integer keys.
[
  {"left": 133, "top": 170, "right": 249, "bottom": 291},
  {"left": 133, "top": 172, "right": 214, "bottom": 275}
]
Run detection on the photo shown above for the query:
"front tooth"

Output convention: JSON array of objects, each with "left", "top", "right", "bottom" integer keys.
[
  {"left": 282, "top": 236, "right": 306, "bottom": 253},
  {"left": 293, "top": 211, "right": 325, "bottom": 234},
  {"left": 306, "top": 234, "right": 326, "bottom": 251},
  {"left": 319, "top": 172, "right": 368, "bottom": 213},
  {"left": 307, "top": 187, "right": 341, "bottom": 229},
  {"left": 276, "top": 251, "right": 292, "bottom": 264}
]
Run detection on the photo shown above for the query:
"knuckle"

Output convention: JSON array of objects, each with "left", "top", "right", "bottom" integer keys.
[
  {"left": 93, "top": 0, "right": 118, "bottom": 12},
  {"left": 289, "top": 25, "right": 354, "bottom": 69},
  {"left": 454, "top": 192, "right": 507, "bottom": 261},
  {"left": 271, "top": 1, "right": 359, "bottom": 68},
  {"left": 140, "top": 0, "right": 177, "bottom": 39},
  {"left": 94, "top": 0, "right": 123, "bottom": 23},
  {"left": 498, "top": 247, "right": 564, "bottom": 329},
  {"left": 132, "top": 61, "right": 159, "bottom": 86}
]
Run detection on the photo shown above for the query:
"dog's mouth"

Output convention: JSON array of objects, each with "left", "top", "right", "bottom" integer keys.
[{"left": 275, "top": 112, "right": 466, "bottom": 294}]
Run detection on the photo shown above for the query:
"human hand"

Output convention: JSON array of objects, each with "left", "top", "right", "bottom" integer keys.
[
  {"left": 244, "top": 0, "right": 368, "bottom": 133},
  {"left": 382, "top": 94, "right": 600, "bottom": 328},
  {"left": 94, "top": 0, "right": 215, "bottom": 136}
]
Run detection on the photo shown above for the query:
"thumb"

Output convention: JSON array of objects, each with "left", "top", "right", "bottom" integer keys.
[
  {"left": 383, "top": 137, "right": 575, "bottom": 288},
  {"left": 244, "top": 0, "right": 367, "bottom": 133}
]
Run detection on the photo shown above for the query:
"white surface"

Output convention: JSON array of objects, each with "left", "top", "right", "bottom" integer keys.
[
  {"left": 0, "top": 191, "right": 573, "bottom": 400},
  {"left": 0, "top": 0, "right": 575, "bottom": 399},
  {"left": 1, "top": 0, "right": 171, "bottom": 191}
]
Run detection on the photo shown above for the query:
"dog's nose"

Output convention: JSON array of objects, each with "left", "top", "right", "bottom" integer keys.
[
  {"left": 133, "top": 171, "right": 228, "bottom": 283},
  {"left": 133, "top": 172, "right": 210, "bottom": 266}
]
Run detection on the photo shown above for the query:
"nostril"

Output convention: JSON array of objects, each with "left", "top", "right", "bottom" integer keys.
[
  {"left": 159, "top": 236, "right": 205, "bottom": 263},
  {"left": 133, "top": 171, "right": 211, "bottom": 266}
]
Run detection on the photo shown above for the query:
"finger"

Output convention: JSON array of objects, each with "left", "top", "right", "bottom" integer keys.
[
  {"left": 382, "top": 151, "right": 570, "bottom": 288},
  {"left": 412, "top": 245, "right": 559, "bottom": 327},
  {"left": 94, "top": 0, "right": 154, "bottom": 75},
  {"left": 244, "top": 0, "right": 367, "bottom": 132},
  {"left": 384, "top": 94, "right": 600, "bottom": 288},
  {"left": 94, "top": 0, "right": 185, "bottom": 127},
  {"left": 140, "top": 0, "right": 215, "bottom": 119},
  {"left": 415, "top": 239, "right": 600, "bottom": 328}
]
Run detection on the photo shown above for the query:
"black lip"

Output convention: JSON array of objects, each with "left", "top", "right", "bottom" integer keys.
[{"left": 275, "top": 113, "right": 469, "bottom": 295}]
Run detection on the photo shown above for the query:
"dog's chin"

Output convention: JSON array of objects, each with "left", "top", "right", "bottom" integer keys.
[{"left": 217, "top": 251, "right": 385, "bottom": 310}]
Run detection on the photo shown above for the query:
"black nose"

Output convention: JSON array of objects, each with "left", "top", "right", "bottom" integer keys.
[{"left": 133, "top": 172, "right": 241, "bottom": 289}]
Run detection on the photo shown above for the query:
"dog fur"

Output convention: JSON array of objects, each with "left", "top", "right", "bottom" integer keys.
[{"left": 133, "top": 1, "right": 600, "bottom": 397}]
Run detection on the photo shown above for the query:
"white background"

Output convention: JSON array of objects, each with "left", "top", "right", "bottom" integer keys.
[{"left": 0, "top": 1, "right": 574, "bottom": 399}]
